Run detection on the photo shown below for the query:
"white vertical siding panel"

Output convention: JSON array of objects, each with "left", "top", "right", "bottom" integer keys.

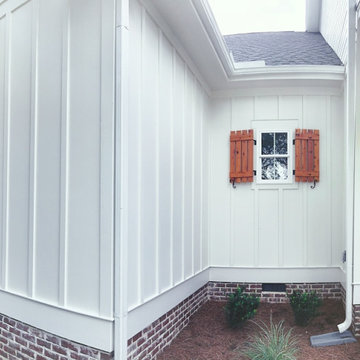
[
  {"left": 7, "top": 0, "right": 34, "bottom": 294},
  {"left": 258, "top": 190, "right": 279, "bottom": 266},
  {"left": 201, "top": 96, "right": 209, "bottom": 269},
  {"left": 66, "top": 0, "right": 102, "bottom": 312},
  {"left": 0, "top": 12, "right": 6, "bottom": 290},
  {"left": 127, "top": 0, "right": 142, "bottom": 308},
  {"left": 98, "top": 0, "right": 115, "bottom": 318},
  {"left": 279, "top": 96, "right": 302, "bottom": 120},
  {"left": 140, "top": 11, "right": 158, "bottom": 301},
  {"left": 193, "top": 82, "right": 202, "bottom": 274},
  {"left": 304, "top": 96, "right": 331, "bottom": 266},
  {"left": 209, "top": 99, "right": 231, "bottom": 266},
  {"left": 255, "top": 96, "right": 278, "bottom": 120},
  {"left": 283, "top": 189, "right": 303, "bottom": 266},
  {"left": 184, "top": 68, "right": 194, "bottom": 279},
  {"left": 231, "top": 97, "right": 255, "bottom": 266},
  {"left": 58, "top": 0, "right": 70, "bottom": 307},
  {"left": 330, "top": 96, "right": 345, "bottom": 266},
  {"left": 320, "top": 0, "right": 347, "bottom": 64},
  {"left": 34, "top": 0, "right": 63, "bottom": 304},
  {"left": 158, "top": 34, "right": 173, "bottom": 292},
  {"left": 172, "top": 53, "right": 185, "bottom": 285}
]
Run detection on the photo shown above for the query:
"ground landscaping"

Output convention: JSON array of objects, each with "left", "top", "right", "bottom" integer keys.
[{"left": 157, "top": 299, "right": 360, "bottom": 360}]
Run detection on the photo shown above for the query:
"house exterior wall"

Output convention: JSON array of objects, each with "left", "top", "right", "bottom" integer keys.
[
  {"left": 126, "top": 0, "right": 210, "bottom": 339},
  {"left": 208, "top": 92, "right": 346, "bottom": 281},
  {"left": 0, "top": 0, "right": 115, "bottom": 351},
  {"left": 320, "top": 0, "right": 348, "bottom": 64}
]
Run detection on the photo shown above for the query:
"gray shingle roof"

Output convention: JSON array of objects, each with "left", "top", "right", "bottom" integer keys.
[{"left": 224, "top": 32, "right": 343, "bottom": 66}]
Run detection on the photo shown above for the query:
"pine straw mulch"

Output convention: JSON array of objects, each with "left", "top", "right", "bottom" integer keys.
[{"left": 157, "top": 300, "right": 360, "bottom": 360}]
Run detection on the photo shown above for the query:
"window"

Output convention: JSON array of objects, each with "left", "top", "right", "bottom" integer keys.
[{"left": 257, "top": 130, "right": 292, "bottom": 184}]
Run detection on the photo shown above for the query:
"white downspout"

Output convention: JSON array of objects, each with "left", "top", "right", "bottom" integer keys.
[
  {"left": 114, "top": 0, "right": 129, "bottom": 359},
  {"left": 338, "top": 0, "right": 356, "bottom": 334}
]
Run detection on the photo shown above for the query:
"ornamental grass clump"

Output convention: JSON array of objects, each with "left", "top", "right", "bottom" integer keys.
[
  {"left": 241, "top": 316, "right": 298, "bottom": 360},
  {"left": 224, "top": 287, "right": 260, "bottom": 328},
  {"left": 288, "top": 290, "right": 321, "bottom": 326}
]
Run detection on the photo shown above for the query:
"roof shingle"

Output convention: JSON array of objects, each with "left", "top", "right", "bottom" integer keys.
[{"left": 224, "top": 32, "right": 343, "bottom": 66}]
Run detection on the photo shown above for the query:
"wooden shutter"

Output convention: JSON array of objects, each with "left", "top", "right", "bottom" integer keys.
[
  {"left": 295, "top": 129, "right": 319, "bottom": 182},
  {"left": 229, "top": 130, "right": 253, "bottom": 183}
]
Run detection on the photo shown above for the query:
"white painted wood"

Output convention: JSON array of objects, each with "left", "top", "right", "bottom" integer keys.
[
  {"left": 330, "top": 96, "right": 345, "bottom": 267},
  {"left": 127, "top": 269, "right": 209, "bottom": 339},
  {"left": 0, "top": 0, "right": 115, "bottom": 335},
  {"left": 320, "top": 0, "right": 348, "bottom": 64},
  {"left": 127, "top": 0, "right": 142, "bottom": 309},
  {"left": 208, "top": 98, "right": 231, "bottom": 266},
  {"left": 230, "top": 97, "right": 255, "bottom": 266},
  {"left": 303, "top": 96, "right": 332, "bottom": 267},
  {"left": 158, "top": 33, "right": 173, "bottom": 293},
  {"left": 7, "top": 0, "right": 34, "bottom": 294},
  {"left": 34, "top": 0, "right": 63, "bottom": 305},
  {"left": 0, "top": 11, "right": 6, "bottom": 290},
  {"left": 99, "top": 0, "right": 115, "bottom": 319},
  {"left": 172, "top": 51, "right": 185, "bottom": 286},
  {"left": 255, "top": 96, "right": 279, "bottom": 120},
  {"left": 0, "top": 290, "right": 114, "bottom": 351},
  {"left": 140, "top": 10, "right": 158, "bottom": 302},
  {"left": 127, "top": 0, "right": 209, "bottom": 310},
  {"left": 209, "top": 93, "right": 345, "bottom": 273},
  {"left": 184, "top": 67, "right": 194, "bottom": 279},
  {"left": 65, "top": 0, "right": 103, "bottom": 314}
]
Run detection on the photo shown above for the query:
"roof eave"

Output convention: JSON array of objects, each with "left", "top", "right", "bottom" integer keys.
[{"left": 193, "top": 0, "right": 345, "bottom": 87}]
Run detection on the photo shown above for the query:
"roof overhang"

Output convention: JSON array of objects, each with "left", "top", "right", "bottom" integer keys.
[{"left": 141, "top": 0, "right": 345, "bottom": 95}]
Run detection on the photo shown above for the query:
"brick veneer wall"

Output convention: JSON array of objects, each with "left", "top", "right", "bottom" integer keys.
[
  {"left": 127, "top": 284, "right": 208, "bottom": 360},
  {"left": 0, "top": 313, "right": 113, "bottom": 360},
  {"left": 207, "top": 282, "right": 343, "bottom": 303},
  {"left": 353, "top": 305, "right": 360, "bottom": 337}
]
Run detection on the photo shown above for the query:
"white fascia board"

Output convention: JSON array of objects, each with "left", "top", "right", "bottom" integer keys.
[
  {"left": 191, "top": 0, "right": 235, "bottom": 76},
  {"left": 228, "top": 65, "right": 345, "bottom": 84}
]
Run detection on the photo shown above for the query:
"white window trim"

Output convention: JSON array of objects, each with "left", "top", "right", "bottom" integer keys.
[{"left": 256, "top": 130, "right": 293, "bottom": 185}]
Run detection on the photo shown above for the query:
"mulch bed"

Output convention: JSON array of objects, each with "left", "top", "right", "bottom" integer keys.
[{"left": 157, "top": 300, "right": 360, "bottom": 360}]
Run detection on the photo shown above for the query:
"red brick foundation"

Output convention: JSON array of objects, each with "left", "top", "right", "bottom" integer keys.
[
  {"left": 207, "top": 282, "right": 343, "bottom": 303},
  {"left": 0, "top": 313, "right": 113, "bottom": 360},
  {"left": 127, "top": 284, "right": 208, "bottom": 360},
  {"left": 353, "top": 305, "right": 360, "bottom": 337}
]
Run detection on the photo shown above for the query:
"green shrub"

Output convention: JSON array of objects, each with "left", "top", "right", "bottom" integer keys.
[
  {"left": 288, "top": 290, "right": 321, "bottom": 326},
  {"left": 241, "top": 316, "right": 298, "bottom": 360},
  {"left": 224, "top": 287, "right": 260, "bottom": 328}
]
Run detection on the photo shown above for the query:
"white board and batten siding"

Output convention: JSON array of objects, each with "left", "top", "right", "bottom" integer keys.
[
  {"left": 127, "top": 0, "right": 209, "bottom": 338},
  {"left": 208, "top": 94, "right": 345, "bottom": 283},
  {"left": 320, "top": 0, "right": 348, "bottom": 64},
  {"left": 0, "top": 0, "right": 115, "bottom": 351}
]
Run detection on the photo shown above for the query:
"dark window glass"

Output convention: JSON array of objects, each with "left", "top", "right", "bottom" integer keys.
[{"left": 261, "top": 132, "right": 274, "bottom": 155}]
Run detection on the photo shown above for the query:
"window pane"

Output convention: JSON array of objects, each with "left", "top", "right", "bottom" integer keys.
[
  {"left": 261, "top": 158, "right": 275, "bottom": 180},
  {"left": 262, "top": 157, "right": 288, "bottom": 180},
  {"left": 275, "top": 132, "right": 288, "bottom": 154},
  {"left": 261, "top": 132, "right": 274, "bottom": 155},
  {"left": 274, "top": 157, "right": 288, "bottom": 180}
]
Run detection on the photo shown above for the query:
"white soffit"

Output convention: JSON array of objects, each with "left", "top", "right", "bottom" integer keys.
[{"left": 142, "top": 0, "right": 344, "bottom": 93}]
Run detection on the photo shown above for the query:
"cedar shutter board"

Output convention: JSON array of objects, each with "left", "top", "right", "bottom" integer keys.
[
  {"left": 229, "top": 129, "right": 253, "bottom": 183},
  {"left": 295, "top": 129, "right": 319, "bottom": 182}
]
